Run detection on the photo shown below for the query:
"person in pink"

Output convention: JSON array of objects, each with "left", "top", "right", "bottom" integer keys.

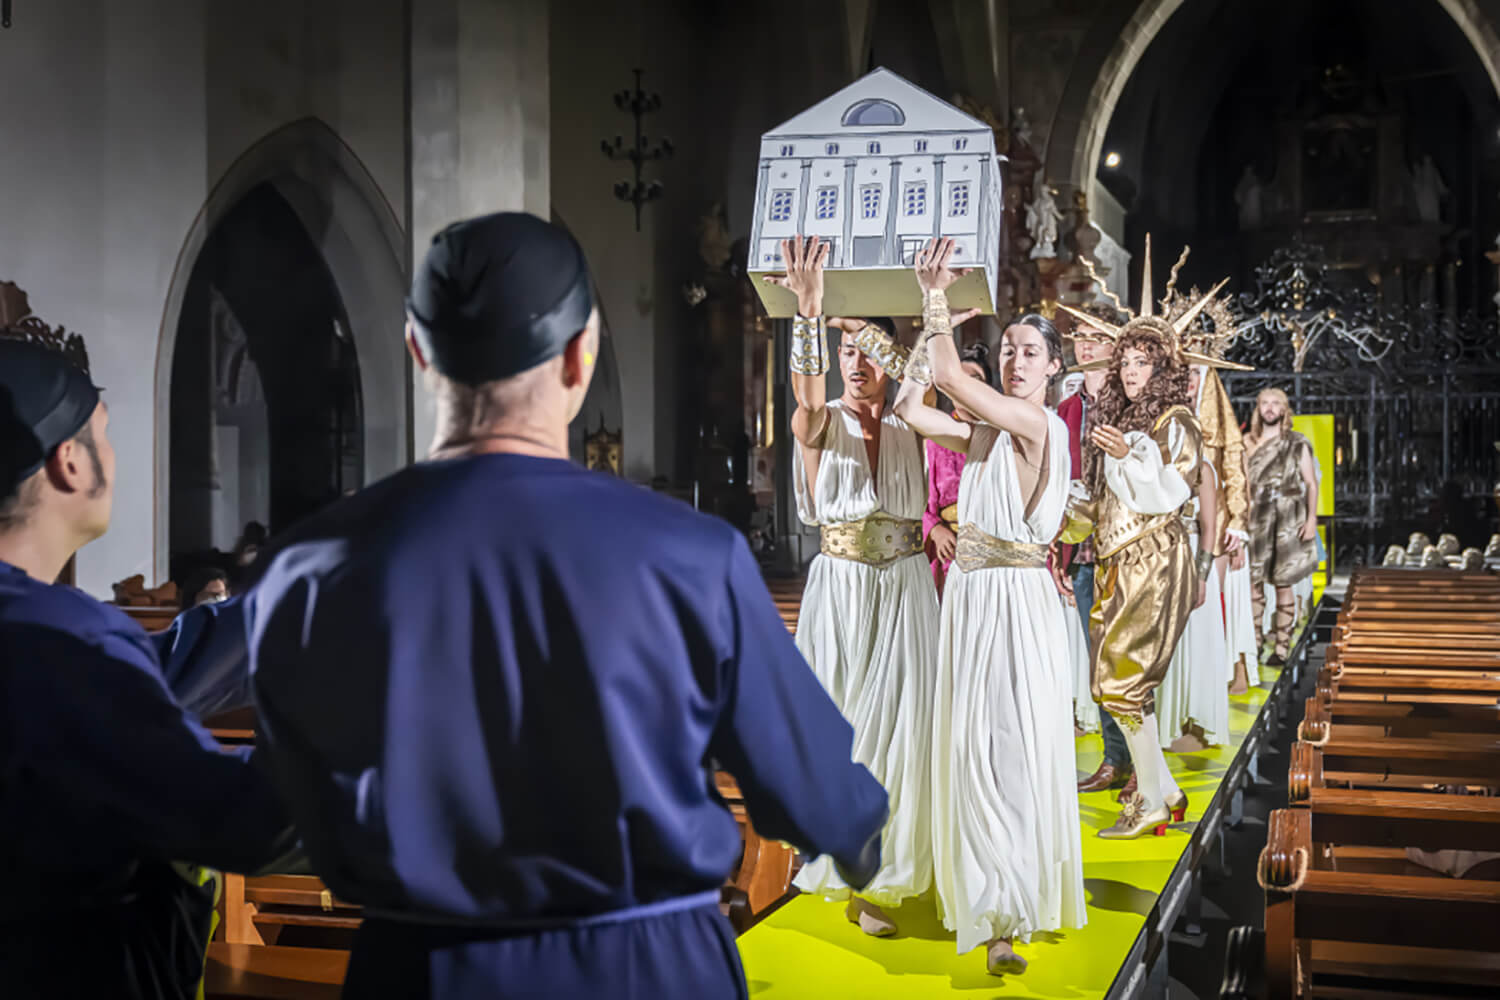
[{"left": 923, "top": 343, "right": 994, "bottom": 598}]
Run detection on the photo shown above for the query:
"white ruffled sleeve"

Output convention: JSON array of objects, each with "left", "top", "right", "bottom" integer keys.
[{"left": 1104, "top": 414, "right": 1197, "bottom": 516}]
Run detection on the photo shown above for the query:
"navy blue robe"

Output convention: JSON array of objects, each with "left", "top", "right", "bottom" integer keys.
[
  {"left": 246, "top": 454, "right": 889, "bottom": 999},
  {"left": 0, "top": 561, "right": 294, "bottom": 998}
]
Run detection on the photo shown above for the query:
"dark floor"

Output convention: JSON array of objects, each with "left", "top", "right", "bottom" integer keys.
[{"left": 1165, "top": 639, "right": 1321, "bottom": 1000}]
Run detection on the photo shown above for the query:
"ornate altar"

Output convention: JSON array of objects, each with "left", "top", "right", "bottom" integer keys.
[
  {"left": 0, "top": 281, "right": 92, "bottom": 587},
  {"left": 583, "top": 417, "right": 623, "bottom": 476}
]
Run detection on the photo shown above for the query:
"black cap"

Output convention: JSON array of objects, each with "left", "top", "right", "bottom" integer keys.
[
  {"left": 406, "top": 212, "right": 595, "bottom": 386},
  {"left": 0, "top": 339, "right": 100, "bottom": 492}
]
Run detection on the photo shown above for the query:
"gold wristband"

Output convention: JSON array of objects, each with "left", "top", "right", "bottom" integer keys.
[
  {"left": 902, "top": 336, "right": 933, "bottom": 386},
  {"left": 921, "top": 288, "right": 952, "bottom": 340},
  {"left": 1195, "top": 547, "right": 1215, "bottom": 581},
  {"left": 790, "top": 314, "right": 829, "bottom": 376}
]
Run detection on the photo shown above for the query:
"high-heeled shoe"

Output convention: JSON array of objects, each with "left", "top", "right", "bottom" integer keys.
[
  {"left": 1165, "top": 789, "right": 1188, "bottom": 823},
  {"left": 1098, "top": 792, "right": 1171, "bottom": 839}
]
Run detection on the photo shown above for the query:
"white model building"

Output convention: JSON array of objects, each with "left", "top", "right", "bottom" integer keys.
[{"left": 749, "top": 67, "right": 1002, "bottom": 318}]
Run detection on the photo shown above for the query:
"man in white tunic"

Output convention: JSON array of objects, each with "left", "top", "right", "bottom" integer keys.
[
  {"left": 894, "top": 239, "right": 1085, "bottom": 977},
  {"left": 762, "top": 236, "right": 938, "bottom": 937}
]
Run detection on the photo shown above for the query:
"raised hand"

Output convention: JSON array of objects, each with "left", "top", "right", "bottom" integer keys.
[
  {"left": 1090, "top": 424, "right": 1130, "bottom": 460},
  {"left": 914, "top": 237, "right": 972, "bottom": 295},
  {"left": 762, "top": 235, "right": 829, "bottom": 317}
]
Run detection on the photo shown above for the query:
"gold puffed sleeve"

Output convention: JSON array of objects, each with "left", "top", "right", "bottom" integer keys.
[{"left": 1152, "top": 405, "right": 1203, "bottom": 498}]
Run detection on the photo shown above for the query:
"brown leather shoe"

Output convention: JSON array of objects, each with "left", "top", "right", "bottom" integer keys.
[
  {"left": 1077, "top": 762, "right": 1132, "bottom": 793},
  {"left": 1116, "top": 774, "right": 1138, "bottom": 803}
]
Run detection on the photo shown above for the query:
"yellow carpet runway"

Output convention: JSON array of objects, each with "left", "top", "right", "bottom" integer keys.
[{"left": 736, "top": 669, "right": 1280, "bottom": 998}]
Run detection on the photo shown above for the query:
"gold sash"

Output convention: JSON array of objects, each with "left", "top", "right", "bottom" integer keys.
[
  {"left": 954, "top": 523, "right": 1050, "bottom": 572},
  {"left": 938, "top": 503, "right": 959, "bottom": 528},
  {"left": 820, "top": 513, "right": 923, "bottom": 568}
]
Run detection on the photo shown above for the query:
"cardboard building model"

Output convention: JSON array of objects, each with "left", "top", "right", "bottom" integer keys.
[{"left": 749, "top": 67, "right": 1002, "bottom": 319}]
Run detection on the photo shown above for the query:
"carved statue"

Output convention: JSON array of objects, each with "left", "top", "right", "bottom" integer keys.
[
  {"left": 1410, "top": 155, "right": 1447, "bottom": 223},
  {"left": 1026, "top": 182, "right": 1060, "bottom": 260},
  {"left": 696, "top": 202, "right": 732, "bottom": 273},
  {"left": 584, "top": 417, "right": 623, "bottom": 476},
  {"left": 1010, "top": 107, "right": 1034, "bottom": 150},
  {"left": 1234, "top": 165, "right": 1264, "bottom": 230}
]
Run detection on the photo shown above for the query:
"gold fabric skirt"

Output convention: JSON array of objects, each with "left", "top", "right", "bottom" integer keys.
[{"left": 1090, "top": 518, "right": 1196, "bottom": 726}]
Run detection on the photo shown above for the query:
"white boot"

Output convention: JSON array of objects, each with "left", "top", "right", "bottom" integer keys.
[{"left": 1138, "top": 713, "right": 1181, "bottom": 808}]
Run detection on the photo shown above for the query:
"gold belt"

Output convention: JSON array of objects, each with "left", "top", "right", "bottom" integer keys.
[
  {"left": 954, "top": 523, "right": 1050, "bottom": 572},
  {"left": 820, "top": 513, "right": 923, "bottom": 568},
  {"left": 939, "top": 503, "right": 959, "bottom": 528}
]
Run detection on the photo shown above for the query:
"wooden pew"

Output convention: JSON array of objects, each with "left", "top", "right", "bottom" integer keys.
[
  {"left": 204, "top": 943, "right": 347, "bottom": 1000},
  {"left": 713, "top": 772, "right": 799, "bottom": 934},
  {"left": 1255, "top": 568, "right": 1500, "bottom": 996},
  {"left": 1261, "top": 806, "right": 1500, "bottom": 998}
]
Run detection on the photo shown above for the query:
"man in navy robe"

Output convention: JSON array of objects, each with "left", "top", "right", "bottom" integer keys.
[
  {"left": 245, "top": 212, "right": 889, "bottom": 998},
  {"left": 0, "top": 339, "right": 297, "bottom": 999}
]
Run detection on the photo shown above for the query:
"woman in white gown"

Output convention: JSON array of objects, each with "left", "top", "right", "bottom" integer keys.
[
  {"left": 894, "top": 238, "right": 1086, "bottom": 977},
  {"left": 1156, "top": 461, "right": 1230, "bottom": 749}
]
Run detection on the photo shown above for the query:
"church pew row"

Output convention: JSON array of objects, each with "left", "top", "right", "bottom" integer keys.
[
  {"left": 1259, "top": 806, "right": 1500, "bottom": 998},
  {"left": 1248, "top": 571, "right": 1500, "bottom": 997}
]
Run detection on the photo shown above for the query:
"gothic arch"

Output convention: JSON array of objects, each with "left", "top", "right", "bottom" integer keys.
[
  {"left": 154, "top": 118, "right": 407, "bottom": 578},
  {"left": 1045, "top": 0, "right": 1500, "bottom": 195}
]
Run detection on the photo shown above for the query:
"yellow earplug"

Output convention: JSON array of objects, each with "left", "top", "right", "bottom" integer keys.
[{"left": 584, "top": 351, "right": 596, "bottom": 367}]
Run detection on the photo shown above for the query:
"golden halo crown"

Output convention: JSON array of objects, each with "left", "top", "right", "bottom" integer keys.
[{"left": 1058, "top": 235, "right": 1253, "bottom": 374}]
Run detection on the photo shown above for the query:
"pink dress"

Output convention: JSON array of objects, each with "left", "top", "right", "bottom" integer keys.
[{"left": 924, "top": 438, "right": 966, "bottom": 597}]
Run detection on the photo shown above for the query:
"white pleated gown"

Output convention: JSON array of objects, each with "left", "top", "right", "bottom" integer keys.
[
  {"left": 791, "top": 401, "right": 938, "bottom": 907},
  {"left": 1223, "top": 557, "right": 1259, "bottom": 686},
  {"left": 1065, "top": 593, "right": 1100, "bottom": 733},
  {"left": 1157, "top": 532, "right": 1230, "bottom": 748},
  {"left": 932, "top": 416, "right": 1087, "bottom": 953}
]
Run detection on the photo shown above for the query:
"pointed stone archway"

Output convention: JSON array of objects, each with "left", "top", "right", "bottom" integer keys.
[{"left": 155, "top": 118, "right": 407, "bottom": 580}]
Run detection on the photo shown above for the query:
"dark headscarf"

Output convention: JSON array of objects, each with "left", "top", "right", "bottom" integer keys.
[
  {"left": 0, "top": 339, "right": 100, "bottom": 491},
  {"left": 406, "top": 212, "right": 595, "bottom": 386}
]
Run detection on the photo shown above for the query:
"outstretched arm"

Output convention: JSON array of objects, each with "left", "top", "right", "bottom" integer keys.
[
  {"left": 709, "top": 534, "right": 888, "bottom": 888},
  {"left": 915, "top": 238, "right": 1051, "bottom": 448},
  {"left": 893, "top": 366, "right": 971, "bottom": 453}
]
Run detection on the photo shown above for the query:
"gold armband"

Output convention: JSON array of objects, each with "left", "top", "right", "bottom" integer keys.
[
  {"left": 922, "top": 288, "right": 953, "bottom": 340},
  {"left": 790, "top": 314, "right": 828, "bottom": 376},
  {"left": 902, "top": 335, "right": 933, "bottom": 386},
  {"left": 1195, "top": 547, "right": 1215, "bottom": 581}
]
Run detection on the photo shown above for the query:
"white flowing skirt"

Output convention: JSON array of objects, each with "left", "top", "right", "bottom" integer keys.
[
  {"left": 932, "top": 563, "right": 1087, "bottom": 953},
  {"left": 792, "top": 551, "right": 937, "bottom": 906},
  {"left": 1157, "top": 537, "right": 1230, "bottom": 748},
  {"left": 1223, "top": 562, "right": 1258, "bottom": 686},
  {"left": 1065, "top": 593, "right": 1099, "bottom": 733}
]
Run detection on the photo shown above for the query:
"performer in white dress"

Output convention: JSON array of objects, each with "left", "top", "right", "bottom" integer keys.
[
  {"left": 1068, "top": 597, "right": 1101, "bottom": 734},
  {"left": 894, "top": 238, "right": 1085, "bottom": 977},
  {"left": 763, "top": 235, "right": 937, "bottom": 937},
  {"left": 1156, "top": 459, "right": 1230, "bottom": 749}
]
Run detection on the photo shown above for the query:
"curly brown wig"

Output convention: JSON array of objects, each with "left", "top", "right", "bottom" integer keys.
[{"left": 1084, "top": 325, "right": 1194, "bottom": 497}]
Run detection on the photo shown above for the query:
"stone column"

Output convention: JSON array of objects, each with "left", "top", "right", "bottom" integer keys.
[{"left": 409, "top": 0, "right": 549, "bottom": 457}]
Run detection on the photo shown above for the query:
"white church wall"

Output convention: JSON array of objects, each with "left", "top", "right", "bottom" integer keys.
[
  {"left": 0, "top": 0, "right": 210, "bottom": 598},
  {"left": 0, "top": 0, "right": 410, "bottom": 597}
]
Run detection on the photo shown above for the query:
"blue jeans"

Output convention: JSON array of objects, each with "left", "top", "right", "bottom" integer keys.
[{"left": 1073, "top": 563, "right": 1128, "bottom": 768}]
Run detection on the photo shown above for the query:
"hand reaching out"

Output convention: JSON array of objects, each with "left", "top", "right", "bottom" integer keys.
[{"left": 1090, "top": 424, "right": 1130, "bottom": 460}]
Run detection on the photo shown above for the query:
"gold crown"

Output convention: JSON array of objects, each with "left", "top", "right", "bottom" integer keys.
[{"left": 1058, "top": 235, "right": 1252, "bottom": 374}]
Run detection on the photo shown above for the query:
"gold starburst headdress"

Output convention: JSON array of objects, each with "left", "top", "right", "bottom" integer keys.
[{"left": 1058, "top": 236, "right": 1253, "bottom": 373}]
